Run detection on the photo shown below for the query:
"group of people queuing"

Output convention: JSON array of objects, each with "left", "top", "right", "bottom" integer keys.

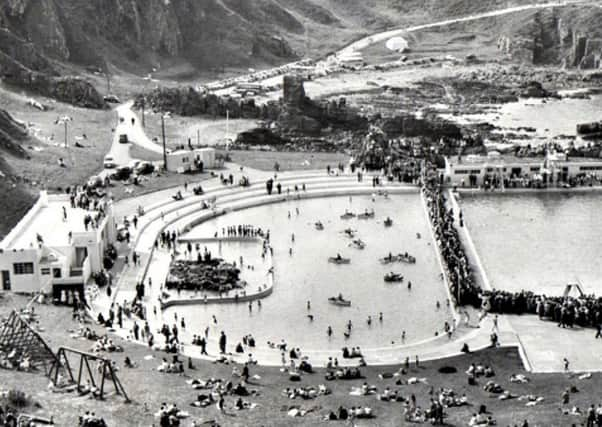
[
  {"left": 422, "top": 179, "right": 481, "bottom": 307},
  {"left": 222, "top": 225, "right": 264, "bottom": 238}
]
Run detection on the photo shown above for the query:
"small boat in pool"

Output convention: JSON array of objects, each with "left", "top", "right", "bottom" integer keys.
[
  {"left": 349, "top": 239, "right": 366, "bottom": 249},
  {"left": 357, "top": 209, "right": 375, "bottom": 220},
  {"left": 384, "top": 272, "right": 404, "bottom": 282},
  {"left": 398, "top": 253, "right": 416, "bottom": 264},
  {"left": 384, "top": 217, "right": 393, "bottom": 227},
  {"left": 342, "top": 228, "right": 356, "bottom": 238},
  {"left": 379, "top": 253, "right": 416, "bottom": 264},
  {"left": 329, "top": 295, "right": 351, "bottom": 306},
  {"left": 340, "top": 211, "right": 356, "bottom": 220},
  {"left": 328, "top": 255, "right": 351, "bottom": 264},
  {"left": 315, "top": 221, "right": 324, "bottom": 230},
  {"left": 379, "top": 254, "right": 397, "bottom": 265}
]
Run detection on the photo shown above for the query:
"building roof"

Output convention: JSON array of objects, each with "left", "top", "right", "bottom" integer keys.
[
  {"left": 447, "top": 154, "right": 602, "bottom": 167},
  {"left": 2, "top": 196, "right": 99, "bottom": 251}
]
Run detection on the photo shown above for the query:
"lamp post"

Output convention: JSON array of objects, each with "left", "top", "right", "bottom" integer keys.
[
  {"left": 161, "top": 113, "right": 167, "bottom": 170},
  {"left": 55, "top": 115, "right": 72, "bottom": 148}
]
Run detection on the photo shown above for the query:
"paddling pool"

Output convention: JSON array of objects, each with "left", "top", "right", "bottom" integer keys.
[{"left": 165, "top": 194, "right": 452, "bottom": 351}]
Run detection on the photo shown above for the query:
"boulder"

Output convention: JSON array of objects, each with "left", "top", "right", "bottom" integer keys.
[{"left": 519, "top": 81, "right": 559, "bottom": 99}]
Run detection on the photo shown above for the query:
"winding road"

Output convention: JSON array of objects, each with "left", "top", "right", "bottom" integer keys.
[{"left": 336, "top": 0, "right": 589, "bottom": 58}]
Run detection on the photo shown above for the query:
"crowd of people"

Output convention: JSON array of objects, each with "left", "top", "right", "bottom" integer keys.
[
  {"left": 423, "top": 179, "right": 481, "bottom": 307},
  {"left": 483, "top": 289, "right": 602, "bottom": 333},
  {"left": 222, "top": 225, "right": 264, "bottom": 238},
  {"left": 423, "top": 175, "right": 602, "bottom": 336}
]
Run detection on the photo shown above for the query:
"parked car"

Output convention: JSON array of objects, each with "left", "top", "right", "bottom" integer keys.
[
  {"left": 103, "top": 94, "right": 121, "bottom": 103},
  {"left": 111, "top": 166, "right": 132, "bottom": 181},
  {"left": 135, "top": 161, "right": 154, "bottom": 175},
  {"left": 118, "top": 134, "right": 128, "bottom": 144},
  {"left": 103, "top": 155, "right": 116, "bottom": 168}
]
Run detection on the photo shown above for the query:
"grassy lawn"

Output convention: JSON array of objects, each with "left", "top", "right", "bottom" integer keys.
[
  {"left": 139, "top": 111, "right": 258, "bottom": 150},
  {"left": 0, "top": 84, "right": 115, "bottom": 191},
  {"left": 1, "top": 293, "right": 599, "bottom": 426},
  {"left": 221, "top": 150, "right": 350, "bottom": 172},
  {"left": 107, "top": 170, "right": 213, "bottom": 202}
]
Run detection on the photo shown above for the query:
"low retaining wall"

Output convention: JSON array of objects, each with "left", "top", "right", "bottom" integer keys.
[
  {"left": 177, "top": 236, "right": 261, "bottom": 244},
  {"left": 420, "top": 189, "right": 460, "bottom": 325},
  {"left": 160, "top": 283, "right": 274, "bottom": 309},
  {"left": 456, "top": 185, "right": 602, "bottom": 197},
  {"left": 447, "top": 189, "right": 492, "bottom": 291}
]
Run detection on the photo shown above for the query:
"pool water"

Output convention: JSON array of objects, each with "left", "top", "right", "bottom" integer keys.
[
  {"left": 460, "top": 191, "right": 602, "bottom": 295},
  {"left": 167, "top": 194, "right": 452, "bottom": 351}
]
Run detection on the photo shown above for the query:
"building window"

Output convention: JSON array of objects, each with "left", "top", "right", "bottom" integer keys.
[
  {"left": 13, "top": 262, "right": 34, "bottom": 275},
  {"left": 41, "top": 268, "right": 50, "bottom": 275},
  {"left": 580, "top": 166, "right": 602, "bottom": 171},
  {"left": 53, "top": 268, "right": 62, "bottom": 278},
  {"left": 530, "top": 167, "right": 540, "bottom": 172},
  {"left": 455, "top": 169, "right": 480, "bottom": 175}
]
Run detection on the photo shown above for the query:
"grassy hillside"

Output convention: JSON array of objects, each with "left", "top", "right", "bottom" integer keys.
[{"left": 0, "top": 85, "right": 114, "bottom": 239}]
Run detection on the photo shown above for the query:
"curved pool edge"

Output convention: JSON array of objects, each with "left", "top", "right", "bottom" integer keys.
[
  {"left": 160, "top": 276, "right": 275, "bottom": 309},
  {"left": 92, "top": 176, "right": 485, "bottom": 367}
]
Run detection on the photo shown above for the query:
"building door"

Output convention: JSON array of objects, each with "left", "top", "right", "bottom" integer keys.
[
  {"left": 1, "top": 270, "right": 10, "bottom": 290},
  {"left": 75, "top": 247, "right": 88, "bottom": 267}
]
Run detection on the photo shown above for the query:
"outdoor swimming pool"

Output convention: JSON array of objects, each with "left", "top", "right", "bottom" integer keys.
[
  {"left": 166, "top": 194, "right": 452, "bottom": 352},
  {"left": 459, "top": 191, "right": 602, "bottom": 295}
]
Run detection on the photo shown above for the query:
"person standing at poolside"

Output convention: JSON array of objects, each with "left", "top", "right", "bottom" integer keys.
[{"left": 219, "top": 331, "right": 227, "bottom": 354}]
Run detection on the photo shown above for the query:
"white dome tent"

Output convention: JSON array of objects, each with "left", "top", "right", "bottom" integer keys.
[{"left": 385, "top": 36, "right": 409, "bottom": 52}]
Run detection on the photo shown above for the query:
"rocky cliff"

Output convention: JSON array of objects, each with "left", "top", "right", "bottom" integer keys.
[
  {"left": 6, "top": 0, "right": 602, "bottom": 79},
  {"left": 497, "top": 6, "right": 602, "bottom": 69},
  {"left": 0, "top": 24, "right": 105, "bottom": 108},
  {"left": 1, "top": 1, "right": 602, "bottom": 107},
  {"left": 0, "top": 0, "right": 302, "bottom": 73}
]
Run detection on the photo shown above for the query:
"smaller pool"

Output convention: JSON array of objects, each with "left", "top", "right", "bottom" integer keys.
[{"left": 460, "top": 191, "right": 602, "bottom": 295}]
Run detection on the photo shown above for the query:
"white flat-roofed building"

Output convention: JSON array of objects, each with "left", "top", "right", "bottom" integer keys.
[
  {"left": 444, "top": 152, "right": 602, "bottom": 187},
  {"left": 166, "top": 147, "right": 219, "bottom": 173},
  {"left": 0, "top": 191, "right": 116, "bottom": 296}
]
